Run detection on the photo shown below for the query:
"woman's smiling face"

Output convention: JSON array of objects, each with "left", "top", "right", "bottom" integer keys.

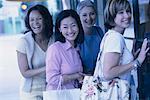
[
  {"left": 29, "top": 10, "right": 44, "bottom": 35},
  {"left": 79, "top": 6, "right": 96, "bottom": 28},
  {"left": 59, "top": 16, "right": 79, "bottom": 42}
]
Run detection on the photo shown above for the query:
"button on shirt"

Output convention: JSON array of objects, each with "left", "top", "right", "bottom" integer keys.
[{"left": 46, "top": 41, "right": 83, "bottom": 90}]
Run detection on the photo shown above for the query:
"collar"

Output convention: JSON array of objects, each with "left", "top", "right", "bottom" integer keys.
[{"left": 63, "top": 40, "right": 73, "bottom": 51}]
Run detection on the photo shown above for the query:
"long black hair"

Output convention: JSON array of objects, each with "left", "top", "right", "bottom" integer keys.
[{"left": 55, "top": 9, "right": 84, "bottom": 46}]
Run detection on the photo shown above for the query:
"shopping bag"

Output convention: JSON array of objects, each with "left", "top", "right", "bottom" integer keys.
[
  {"left": 43, "top": 76, "right": 80, "bottom": 100},
  {"left": 43, "top": 88, "right": 80, "bottom": 100}
]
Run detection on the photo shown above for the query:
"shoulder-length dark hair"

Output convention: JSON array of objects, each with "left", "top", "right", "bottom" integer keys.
[
  {"left": 55, "top": 9, "right": 84, "bottom": 46},
  {"left": 25, "top": 4, "right": 53, "bottom": 38},
  {"left": 104, "top": 0, "right": 131, "bottom": 29}
]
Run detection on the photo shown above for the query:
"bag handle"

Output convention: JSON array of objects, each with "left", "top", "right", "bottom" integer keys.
[
  {"left": 57, "top": 76, "right": 63, "bottom": 90},
  {"left": 94, "top": 33, "right": 109, "bottom": 80}
]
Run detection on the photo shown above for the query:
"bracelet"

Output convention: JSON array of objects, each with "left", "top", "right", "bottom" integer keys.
[
  {"left": 136, "top": 59, "right": 141, "bottom": 67},
  {"left": 133, "top": 59, "right": 141, "bottom": 69}
]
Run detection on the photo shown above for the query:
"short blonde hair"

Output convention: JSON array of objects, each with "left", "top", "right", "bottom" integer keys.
[
  {"left": 76, "top": 0, "right": 96, "bottom": 14},
  {"left": 104, "top": 0, "right": 131, "bottom": 29}
]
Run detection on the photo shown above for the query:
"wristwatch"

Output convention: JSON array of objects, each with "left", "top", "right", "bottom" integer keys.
[{"left": 133, "top": 61, "right": 138, "bottom": 69}]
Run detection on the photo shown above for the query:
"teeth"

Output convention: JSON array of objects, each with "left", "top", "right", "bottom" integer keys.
[
  {"left": 67, "top": 33, "right": 75, "bottom": 37},
  {"left": 122, "top": 20, "right": 129, "bottom": 23},
  {"left": 33, "top": 27, "right": 40, "bottom": 29}
]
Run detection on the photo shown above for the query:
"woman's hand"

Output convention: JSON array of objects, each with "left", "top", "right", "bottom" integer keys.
[
  {"left": 133, "top": 48, "right": 140, "bottom": 59},
  {"left": 62, "top": 72, "right": 84, "bottom": 84},
  {"left": 137, "top": 38, "right": 150, "bottom": 64}
]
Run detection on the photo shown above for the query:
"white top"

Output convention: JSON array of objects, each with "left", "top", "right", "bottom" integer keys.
[
  {"left": 16, "top": 32, "right": 54, "bottom": 92},
  {"left": 100, "top": 29, "right": 134, "bottom": 82},
  {"left": 17, "top": 37, "right": 46, "bottom": 91}
]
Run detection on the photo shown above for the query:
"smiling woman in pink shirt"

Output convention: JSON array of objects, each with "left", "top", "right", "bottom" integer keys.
[{"left": 46, "top": 9, "right": 84, "bottom": 90}]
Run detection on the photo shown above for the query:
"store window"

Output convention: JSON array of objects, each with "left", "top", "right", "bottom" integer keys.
[{"left": 0, "top": 0, "right": 63, "bottom": 35}]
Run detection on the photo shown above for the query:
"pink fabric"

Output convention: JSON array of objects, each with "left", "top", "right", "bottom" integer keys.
[{"left": 46, "top": 41, "right": 83, "bottom": 90}]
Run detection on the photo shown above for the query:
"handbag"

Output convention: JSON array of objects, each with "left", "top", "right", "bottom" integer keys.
[
  {"left": 80, "top": 75, "right": 99, "bottom": 100},
  {"left": 81, "top": 33, "right": 130, "bottom": 100},
  {"left": 43, "top": 76, "right": 80, "bottom": 100},
  {"left": 97, "top": 78, "right": 130, "bottom": 100}
]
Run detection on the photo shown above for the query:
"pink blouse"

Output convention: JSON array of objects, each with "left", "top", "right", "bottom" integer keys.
[{"left": 46, "top": 41, "right": 83, "bottom": 90}]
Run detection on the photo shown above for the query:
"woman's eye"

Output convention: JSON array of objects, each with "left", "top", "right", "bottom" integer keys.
[
  {"left": 38, "top": 17, "right": 42, "bottom": 20},
  {"left": 72, "top": 24, "right": 76, "bottom": 27},
  {"left": 91, "top": 12, "right": 95, "bottom": 15},
  {"left": 30, "top": 18, "right": 34, "bottom": 22},
  {"left": 118, "top": 11, "right": 124, "bottom": 14},
  {"left": 126, "top": 9, "right": 131, "bottom": 13},
  {"left": 63, "top": 27, "right": 67, "bottom": 28},
  {"left": 82, "top": 14, "right": 87, "bottom": 17},
  {"left": 36, "top": 17, "right": 42, "bottom": 21}
]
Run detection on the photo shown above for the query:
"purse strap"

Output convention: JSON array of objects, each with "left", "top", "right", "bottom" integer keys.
[{"left": 94, "top": 32, "right": 109, "bottom": 81}]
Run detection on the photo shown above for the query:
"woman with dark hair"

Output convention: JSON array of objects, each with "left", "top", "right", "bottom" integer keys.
[
  {"left": 16, "top": 5, "right": 54, "bottom": 100},
  {"left": 46, "top": 9, "right": 84, "bottom": 90},
  {"left": 25, "top": 4, "right": 53, "bottom": 38}
]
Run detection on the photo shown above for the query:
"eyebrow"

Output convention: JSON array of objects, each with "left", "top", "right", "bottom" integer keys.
[{"left": 62, "top": 21, "right": 77, "bottom": 25}]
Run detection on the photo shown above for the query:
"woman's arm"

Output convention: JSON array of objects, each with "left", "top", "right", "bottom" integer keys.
[
  {"left": 103, "top": 39, "right": 149, "bottom": 80},
  {"left": 17, "top": 51, "right": 45, "bottom": 78},
  {"left": 103, "top": 52, "right": 134, "bottom": 80}
]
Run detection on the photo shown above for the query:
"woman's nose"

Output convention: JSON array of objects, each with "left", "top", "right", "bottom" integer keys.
[
  {"left": 87, "top": 15, "right": 91, "bottom": 20},
  {"left": 68, "top": 27, "right": 73, "bottom": 33},
  {"left": 35, "top": 20, "right": 39, "bottom": 24}
]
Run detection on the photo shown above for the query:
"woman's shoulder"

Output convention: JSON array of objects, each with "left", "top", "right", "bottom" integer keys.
[
  {"left": 18, "top": 31, "right": 34, "bottom": 46},
  {"left": 93, "top": 25, "right": 100, "bottom": 29},
  {"left": 105, "top": 30, "right": 125, "bottom": 48},
  {"left": 19, "top": 31, "right": 32, "bottom": 41},
  {"left": 48, "top": 41, "right": 62, "bottom": 50},
  {"left": 93, "top": 26, "right": 103, "bottom": 32},
  {"left": 92, "top": 26, "right": 104, "bottom": 36},
  {"left": 106, "top": 30, "right": 124, "bottom": 39},
  {"left": 47, "top": 41, "right": 64, "bottom": 56}
]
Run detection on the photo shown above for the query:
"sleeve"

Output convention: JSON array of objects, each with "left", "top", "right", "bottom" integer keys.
[
  {"left": 104, "top": 33, "right": 124, "bottom": 54},
  {"left": 46, "top": 44, "right": 62, "bottom": 89},
  {"left": 16, "top": 38, "right": 26, "bottom": 54}
]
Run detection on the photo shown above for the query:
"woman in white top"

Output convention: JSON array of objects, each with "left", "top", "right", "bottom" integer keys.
[
  {"left": 97, "top": 0, "right": 149, "bottom": 99},
  {"left": 16, "top": 5, "right": 54, "bottom": 100}
]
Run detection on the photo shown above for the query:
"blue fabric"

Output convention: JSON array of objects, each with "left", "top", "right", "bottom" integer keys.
[{"left": 79, "top": 26, "right": 104, "bottom": 75}]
